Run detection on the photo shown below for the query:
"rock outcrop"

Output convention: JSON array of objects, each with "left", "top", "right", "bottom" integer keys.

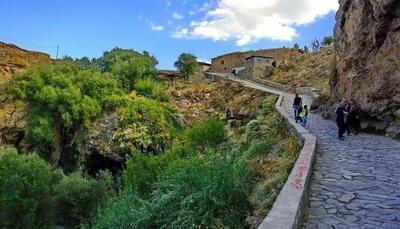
[
  {"left": 0, "top": 42, "right": 50, "bottom": 85},
  {"left": 0, "top": 93, "right": 28, "bottom": 149},
  {"left": 334, "top": 0, "right": 400, "bottom": 134}
]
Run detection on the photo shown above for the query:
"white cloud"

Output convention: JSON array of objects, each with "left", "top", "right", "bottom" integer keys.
[
  {"left": 172, "top": 11, "right": 184, "bottom": 20},
  {"left": 166, "top": 0, "right": 171, "bottom": 6},
  {"left": 172, "top": 0, "right": 339, "bottom": 46},
  {"left": 149, "top": 22, "right": 164, "bottom": 32}
]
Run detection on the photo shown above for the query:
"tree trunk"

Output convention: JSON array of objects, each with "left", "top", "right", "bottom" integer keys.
[{"left": 51, "top": 122, "right": 63, "bottom": 168}]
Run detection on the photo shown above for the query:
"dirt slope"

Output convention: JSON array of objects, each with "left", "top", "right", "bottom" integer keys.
[
  {"left": 0, "top": 42, "right": 50, "bottom": 85},
  {"left": 268, "top": 47, "right": 335, "bottom": 96}
]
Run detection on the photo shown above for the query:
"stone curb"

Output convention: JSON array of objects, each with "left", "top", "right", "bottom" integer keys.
[{"left": 258, "top": 95, "right": 317, "bottom": 229}]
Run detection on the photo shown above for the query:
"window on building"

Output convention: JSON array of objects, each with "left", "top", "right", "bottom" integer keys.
[{"left": 221, "top": 60, "right": 224, "bottom": 65}]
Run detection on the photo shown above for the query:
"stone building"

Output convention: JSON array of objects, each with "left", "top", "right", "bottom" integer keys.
[
  {"left": 208, "top": 48, "right": 303, "bottom": 74},
  {"left": 197, "top": 62, "right": 211, "bottom": 72},
  {"left": 237, "top": 56, "right": 277, "bottom": 79}
]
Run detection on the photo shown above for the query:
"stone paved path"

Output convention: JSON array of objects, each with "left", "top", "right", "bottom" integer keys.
[{"left": 229, "top": 77, "right": 400, "bottom": 229}]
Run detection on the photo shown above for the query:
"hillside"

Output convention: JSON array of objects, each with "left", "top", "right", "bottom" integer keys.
[
  {"left": 268, "top": 46, "right": 335, "bottom": 96},
  {"left": 0, "top": 42, "right": 50, "bottom": 86}
]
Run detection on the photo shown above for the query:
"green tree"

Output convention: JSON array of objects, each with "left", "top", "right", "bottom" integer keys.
[
  {"left": 103, "top": 48, "right": 158, "bottom": 92},
  {"left": 0, "top": 148, "right": 59, "bottom": 229},
  {"left": 304, "top": 45, "right": 310, "bottom": 54},
  {"left": 293, "top": 43, "right": 299, "bottom": 49},
  {"left": 174, "top": 53, "right": 198, "bottom": 80},
  {"left": 6, "top": 63, "right": 123, "bottom": 167},
  {"left": 53, "top": 171, "right": 114, "bottom": 227},
  {"left": 323, "top": 36, "right": 334, "bottom": 46}
]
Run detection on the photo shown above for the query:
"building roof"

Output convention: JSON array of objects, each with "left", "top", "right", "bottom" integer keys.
[
  {"left": 211, "top": 51, "right": 243, "bottom": 60},
  {"left": 245, "top": 55, "right": 275, "bottom": 60}
]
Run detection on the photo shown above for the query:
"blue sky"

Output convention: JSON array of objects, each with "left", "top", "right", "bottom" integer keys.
[{"left": 0, "top": 0, "right": 338, "bottom": 69}]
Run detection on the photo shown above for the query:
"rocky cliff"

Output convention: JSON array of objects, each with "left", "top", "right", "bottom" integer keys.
[
  {"left": 0, "top": 42, "right": 50, "bottom": 85},
  {"left": 334, "top": 0, "right": 400, "bottom": 134},
  {"left": 0, "top": 42, "right": 50, "bottom": 148}
]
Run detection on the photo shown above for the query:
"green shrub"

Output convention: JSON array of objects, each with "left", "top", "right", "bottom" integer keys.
[
  {"left": 53, "top": 171, "right": 114, "bottom": 227},
  {"left": 134, "top": 79, "right": 170, "bottom": 102},
  {"left": 147, "top": 151, "right": 250, "bottom": 228},
  {"left": 245, "top": 118, "right": 271, "bottom": 142},
  {"left": 27, "top": 105, "right": 55, "bottom": 144},
  {"left": 123, "top": 153, "right": 166, "bottom": 194},
  {"left": 90, "top": 189, "right": 152, "bottom": 229},
  {"left": 244, "top": 139, "right": 272, "bottom": 159},
  {"left": 394, "top": 133, "right": 400, "bottom": 141},
  {"left": 186, "top": 118, "right": 226, "bottom": 148},
  {"left": 123, "top": 145, "right": 196, "bottom": 194},
  {"left": 115, "top": 96, "right": 176, "bottom": 154},
  {"left": 249, "top": 173, "right": 287, "bottom": 219},
  {"left": 0, "top": 148, "right": 59, "bottom": 229}
]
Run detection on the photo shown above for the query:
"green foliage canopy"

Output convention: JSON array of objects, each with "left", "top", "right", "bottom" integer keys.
[
  {"left": 174, "top": 53, "right": 198, "bottom": 80},
  {"left": 103, "top": 48, "right": 158, "bottom": 92},
  {"left": 323, "top": 36, "right": 334, "bottom": 46}
]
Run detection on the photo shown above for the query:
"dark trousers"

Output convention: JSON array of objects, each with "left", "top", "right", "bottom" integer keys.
[{"left": 337, "top": 122, "right": 346, "bottom": 139}]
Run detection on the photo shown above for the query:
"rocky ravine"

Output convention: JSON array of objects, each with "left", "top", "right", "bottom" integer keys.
[{"left": 334, "top": 0, "right": 400, "bottom": 134}]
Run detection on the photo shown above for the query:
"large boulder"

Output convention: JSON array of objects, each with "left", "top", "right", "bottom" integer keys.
[{"left": 333, "top": 0, "right": 400, "bottom": 134}]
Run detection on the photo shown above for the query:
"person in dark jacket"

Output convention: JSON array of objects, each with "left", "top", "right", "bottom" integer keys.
[
  {"left": 336, "top": 101, "right": 347, "bottom": 140},
  {"left": 348, "top": 99, "right": 360, "bottom": 135},
  {"left": 293, "top": 93, "right": 302, "bottom": 121}
]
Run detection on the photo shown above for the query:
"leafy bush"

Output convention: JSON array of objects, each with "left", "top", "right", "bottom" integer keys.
[
  {"left": 148, "top": 150, "right": 250, "bottom": 228},
  {"left": 90, "top": 189, "right": 152, "bottom": 229},
  {"left": 245, "top": 118, "right": 271, "bottom": 143},
  {"left": 123, "top": 145, "right": 196, "bottom": 194},
  {"left": 323, "top": 36, "right": 334, "bottom": 46},
  {"left": 186, "top": 118, "right": 226, "bottom": 148},
  {"left": 395, "top": 133, "right": 400, "bottom": 141},
  {"left": 0, "top": 148, "right": 59, "bottom": 229},
  {"left": 249, "top": 173, "right": 287, "bottom": 219},
  {"left": 94, "top": 147, "right": 254, "bottom": 228},
  {"left": 53, "top": 171, "right": 114, "bottom": 227},
  {"left": 27, "top": 105, "right": 55, "bottom": 144},
  {"left": 115, "top": 95, "right": 176, "bottom": 154},
  {"left": 134, "top": 79, "right": 170, "bottom": 102},
  {"left": 244, "top": 139, "right": 272, "bottom": 159},
  {"left": 6, "top": 63, "right": 122, "bottom": 157},
  {"left": 103, "top": 48, "right": 157, "bottom": 92}
]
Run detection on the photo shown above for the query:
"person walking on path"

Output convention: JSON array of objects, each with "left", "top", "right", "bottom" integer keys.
[
  {"left": 344, "top": 100, "right": 351, "bottom": 135},
  {"left": 348, "top": 99, "right": 360, "bottom": 135},
  {"left": 299, "top": 105, "right": 309, "bottom": 127},
  {"left": 336, "top": 100, "right": 348, "bottom": 140},
  {"left": 293, "top": 93, "right": 302, "bottom": 121}
]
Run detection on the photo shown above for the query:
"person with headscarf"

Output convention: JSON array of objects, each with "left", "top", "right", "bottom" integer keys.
[{"left": 336, "top": 99, "right": 348, "bottom": 140}]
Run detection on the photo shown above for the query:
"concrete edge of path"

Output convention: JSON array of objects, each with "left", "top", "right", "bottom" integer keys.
[{"left": 258, "top": 95, "right": 317, "bottom": 229}]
